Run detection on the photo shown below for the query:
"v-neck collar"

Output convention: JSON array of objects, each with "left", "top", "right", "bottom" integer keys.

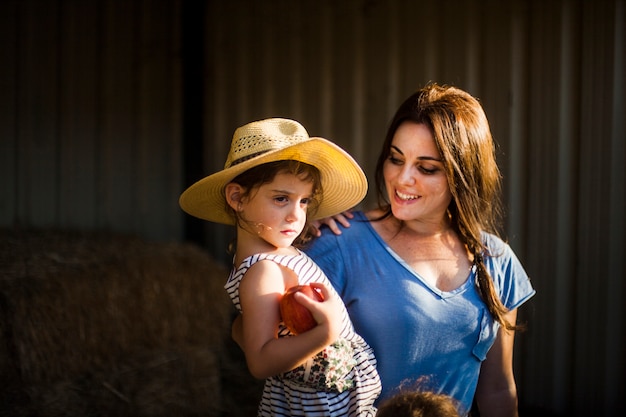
[{"left": 357, "top": 211, "right": 475, "bottom": 299}]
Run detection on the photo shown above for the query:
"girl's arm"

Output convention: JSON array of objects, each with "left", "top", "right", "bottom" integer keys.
[
  {"left": 238, "top": 260, "right": 342, "bottom": 379},
  {"left": 474, "top": 308, "right": 519, "bottom": 417}
]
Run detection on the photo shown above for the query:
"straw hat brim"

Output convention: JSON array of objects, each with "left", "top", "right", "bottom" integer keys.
[{"left": 179, "top": 137, "right": 368, "bottom": 225}]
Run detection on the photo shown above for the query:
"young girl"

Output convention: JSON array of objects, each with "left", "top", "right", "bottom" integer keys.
[{"left": 179, "top": 118, "right": 381, "bottom": 416}]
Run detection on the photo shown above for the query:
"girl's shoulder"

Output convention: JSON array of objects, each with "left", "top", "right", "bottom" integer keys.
[
  {"left": 229, "top": 253, "right": 301, "bottom": 292},
  {"left": 229, "top": 252, "right": 296, "bottom": 282}
]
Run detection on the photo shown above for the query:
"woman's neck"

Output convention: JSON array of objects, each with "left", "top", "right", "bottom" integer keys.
[{"left": 367, "top": 208, "right": 453, "bottom": 239}]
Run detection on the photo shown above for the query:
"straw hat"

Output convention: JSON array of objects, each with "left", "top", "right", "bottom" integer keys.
[{"left": 179, "top": 118, "right": 368, "bottom": 225}]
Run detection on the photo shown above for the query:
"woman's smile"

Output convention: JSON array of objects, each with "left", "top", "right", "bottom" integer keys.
[{"left": 395, "top": 190, "right": 420, "bottom": 201}]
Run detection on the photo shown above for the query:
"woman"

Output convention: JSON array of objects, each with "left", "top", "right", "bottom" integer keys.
[{"left": 305, "top": 84, "right": 535, "bottom": 416}]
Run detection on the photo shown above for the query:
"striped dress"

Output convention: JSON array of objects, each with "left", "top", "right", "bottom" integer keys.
[{"left": 225, "top": 250, "right": 381, "bottom": 417}]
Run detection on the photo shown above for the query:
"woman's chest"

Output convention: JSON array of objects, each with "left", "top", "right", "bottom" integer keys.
[
  {"left": 348, "top": 271, "right": 493, "bottom": 357},
  {"left": 385, "top": 236, "right": 473, "bottom": 292}
]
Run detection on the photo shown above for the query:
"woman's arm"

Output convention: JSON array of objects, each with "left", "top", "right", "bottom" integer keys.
[
  {"left": 474, "top": 308, "right": 519, "bottom": 417},
  {"left": 237, "top": 260, "right": 342, "bottom": 379}
]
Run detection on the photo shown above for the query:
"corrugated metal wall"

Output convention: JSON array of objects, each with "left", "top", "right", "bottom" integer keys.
[
  {"left": 0, "top": 0, "right": 183, "bottom": 241},
  {"left": 1, "top": 0, "right": 625, "bottom": 416}
]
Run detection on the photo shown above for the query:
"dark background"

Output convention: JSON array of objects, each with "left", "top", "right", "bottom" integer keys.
[{"left": 1, "top": 0, "right": 625, "bottom": 416}]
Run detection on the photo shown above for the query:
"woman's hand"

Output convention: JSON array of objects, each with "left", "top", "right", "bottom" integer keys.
[{"left": 310, "top": 211, "right": 355, "bottom": 236}]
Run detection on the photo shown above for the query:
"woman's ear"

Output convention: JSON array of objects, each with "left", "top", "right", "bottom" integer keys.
[{"left": 225, "top": 183, "right": 244, "bottom": 211}]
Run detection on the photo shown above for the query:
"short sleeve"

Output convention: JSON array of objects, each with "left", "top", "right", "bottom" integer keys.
[{"left": 483, "top": 233, "right": 536, "bottom": 310}]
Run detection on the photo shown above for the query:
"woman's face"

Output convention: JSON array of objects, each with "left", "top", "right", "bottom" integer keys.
[{"left": 383, "top": 121, "right": 452, "bottom": 225}]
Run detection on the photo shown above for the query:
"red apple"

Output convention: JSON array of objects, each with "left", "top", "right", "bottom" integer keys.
[{"left": 279, "top": 284, "right": 324, "bottom": 334}]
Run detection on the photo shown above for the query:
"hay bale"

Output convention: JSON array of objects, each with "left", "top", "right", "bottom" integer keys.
[{"left": 0, "top": 229, "right": 263, "bottom": 417}]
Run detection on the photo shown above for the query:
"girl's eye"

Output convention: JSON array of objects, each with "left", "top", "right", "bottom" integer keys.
[
  {"left": 300, "top": 198, "right": 311, "bottom": 205},
  {"left": 274, "top": 196, "right": 288, "bottom": 203}
]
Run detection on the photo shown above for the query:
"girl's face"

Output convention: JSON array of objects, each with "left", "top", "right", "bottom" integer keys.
[
  {"left": 383, "top": 121, "right": 452, "bottom": 225},
  {"left": 238, "top": 171, "right": 314, "bottom": 249}
]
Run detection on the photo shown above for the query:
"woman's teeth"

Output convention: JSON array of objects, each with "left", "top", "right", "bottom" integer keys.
[{"left": 396, "top": 191, "right": 418, "bottom": 200}]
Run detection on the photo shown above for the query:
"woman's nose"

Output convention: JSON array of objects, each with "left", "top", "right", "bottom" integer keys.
[{"left": 398, "top": 165, "right": 416, "bottom": 185}]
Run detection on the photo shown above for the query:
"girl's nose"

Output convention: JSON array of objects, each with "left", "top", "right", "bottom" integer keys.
[{"left": 285, "top": 203, "right": 303, "bottom": 222}]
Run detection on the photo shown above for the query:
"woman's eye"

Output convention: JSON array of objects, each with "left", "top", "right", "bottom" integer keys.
[
  {"left": 419, "top": 166, "right": 437, "bottom": 174},
  {"left": 388, "top": 155, "right": 403, "bottom": 165}
]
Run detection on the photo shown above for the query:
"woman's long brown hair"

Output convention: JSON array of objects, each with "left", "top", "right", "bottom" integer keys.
[{"left": 374, "top": 83, "right": 520, "bottom": 331}]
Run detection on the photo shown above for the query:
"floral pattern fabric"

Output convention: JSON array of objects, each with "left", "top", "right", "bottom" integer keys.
[{"left": 281, "top": 338, "right": 356, "bottom": 392}]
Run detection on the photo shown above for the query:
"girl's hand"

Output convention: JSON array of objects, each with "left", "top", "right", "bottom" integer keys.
[
  {"left": 310, "top": 211, "right": 355, "bottom": 236},
  {"left": 292, "top": 282, "right": 342, "bottom": 343},
  {"left": 237, "top": 261, "right": 343, "bottom": 379}
]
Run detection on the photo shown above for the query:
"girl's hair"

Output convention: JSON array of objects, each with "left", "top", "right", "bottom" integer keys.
[
  {"left": 374, "top": 83, "right": 517, "bottom": 331},
  {"left": 226, "top": 160, "right": 322, "bottom": 251}
]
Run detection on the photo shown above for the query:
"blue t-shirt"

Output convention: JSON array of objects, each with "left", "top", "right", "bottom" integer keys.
[{"left": 303, "top": 211, "right": 535, "bottom": 416}]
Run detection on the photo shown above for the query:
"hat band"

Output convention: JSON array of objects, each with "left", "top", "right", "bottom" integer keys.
[{"left": 228, "top": 150, "right": 269, "bottom": 168}]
